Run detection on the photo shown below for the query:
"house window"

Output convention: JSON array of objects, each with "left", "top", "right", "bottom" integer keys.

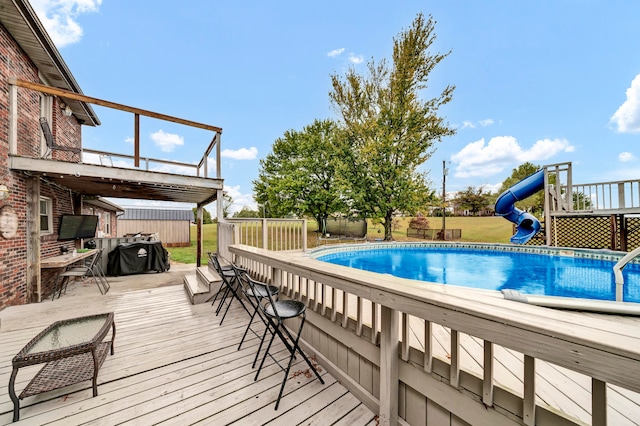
[
  {"left": 104, "top": 212, "right": 111, "bottom": 236},
  {"left": 40, "top": 197, "right": 53, "bottom": 235}
]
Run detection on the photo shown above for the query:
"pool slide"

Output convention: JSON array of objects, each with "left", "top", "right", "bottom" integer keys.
[{"left": 495, "top": 169, "right": 544, "bottom": 244}]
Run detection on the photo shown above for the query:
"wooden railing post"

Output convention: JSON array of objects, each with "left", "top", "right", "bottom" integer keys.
[
  {"left": 592, "top": 378, "right": 607, "bottom": 426},
  {"left": 302, "top": 219, "right": 308, "bottom": 251},
  {"left": 380, "top": 306, "right": 399, "bottom": 425},
  {"left": 262, "top": 219, "right": 268, "bottom": 250}
]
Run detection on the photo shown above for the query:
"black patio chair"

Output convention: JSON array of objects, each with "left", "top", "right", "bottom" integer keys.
[
  {"left": 207, "top": 252, "right": 236, "bottom": 308},
  {"left": 233, "top": 266, "right": 280, "bottom": 351},
  {"left": 208, "top": 253, "right": 250, "bottom": 325},
  {"left": 246, "top": 274, "right": 324, "bottom": 409},
  {"left": 66, "top": 248, "right": 110, "bottom": 294},
  {"left": 54, "top": 248, "right": 108, "bottom": 299}
]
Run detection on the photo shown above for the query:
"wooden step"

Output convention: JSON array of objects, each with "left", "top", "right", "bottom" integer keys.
[{"left": 183, "top": 267, "right": 223, "bottom": 305}]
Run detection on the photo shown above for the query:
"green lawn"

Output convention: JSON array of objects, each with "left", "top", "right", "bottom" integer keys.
[{"left": 167, "top": 217, "right": 514, "bottom": 264}]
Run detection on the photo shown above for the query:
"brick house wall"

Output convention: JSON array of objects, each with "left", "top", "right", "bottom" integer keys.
[
  {"left": 0, "top": 21, "right": 84, "bottom": 307},
  {"left": 82, "top": 205, "right": 118, "bottom": 238}
]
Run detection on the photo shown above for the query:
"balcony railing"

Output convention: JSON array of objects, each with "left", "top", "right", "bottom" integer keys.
[
  {"left": 568, "top": 179, "right": 640, "bottom": 213},
  {"left": 229, "top": 243, "right": 640, "bottom": 426},
  {"left": 9, "top": 79, "right": 221, "bottom": 180}
]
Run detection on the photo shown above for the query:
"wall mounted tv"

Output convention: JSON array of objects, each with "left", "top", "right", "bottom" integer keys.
[{"left": 58, "top": 215, "right": 99, "bottom": 240}]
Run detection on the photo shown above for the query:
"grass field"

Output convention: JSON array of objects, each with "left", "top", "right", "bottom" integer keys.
[{"left": 167, "top": 216, "right": 515, "bottom": 265}]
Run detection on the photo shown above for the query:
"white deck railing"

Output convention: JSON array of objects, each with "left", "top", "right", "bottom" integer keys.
[
  {"left": 220, "top": 219, "right": 307, "bottom": 253},
  {"left": 567, "top": 179, "right": 640, "bottom": 213},
  {"left": 229, "top": 244, "right": 640, "bottom": 426}
]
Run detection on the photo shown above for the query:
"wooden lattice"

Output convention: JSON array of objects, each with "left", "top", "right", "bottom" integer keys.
[
  {"left": 523, "top": 215, "right": 640, "bottom": 251},
  {"left": 625, "top": 217, "right": 640, "bottom": 251},
  {"left": 553, "top": 216, "right": 612, "bottom": 249}
]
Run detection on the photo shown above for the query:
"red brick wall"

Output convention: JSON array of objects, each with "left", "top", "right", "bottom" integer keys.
[
  {"left": 82, "top": 205, "right": 118, "bottom": 237},
  {"left": 0, "top": 22, "right": 84, "bottom": 307}
]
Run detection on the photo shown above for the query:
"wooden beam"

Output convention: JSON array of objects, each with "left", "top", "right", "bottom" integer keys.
[
  {"left": 523, "top": 355, "right": 535, "bottom": 426},
  {"left": 11, "top": 79, "right": 223, "bottom": 133},
  {"left": 483, "top": 340, "right": 494, "bottom": 406},
  {"left": 26, "top": 177, "right": 41, "bottom": 302},
  {"left": 592, "top": 378, "right": 607, "bottom": 426},
  {"left": 196, "top": 205, "right": 203, "bottom": 267},
  {"left": 134, "top": 113, "right": 140, "bottom": 168}
]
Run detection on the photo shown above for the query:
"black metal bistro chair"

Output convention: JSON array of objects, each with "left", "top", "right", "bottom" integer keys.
[
  {"left": 245, "top": 274, "right": 324, "bottom": 409},
  {"left": 207, "top": 252, "right": 235, "bottom": 307},
  {"left": 233, "top": 266, "right": 280, "bottom": 351},
  {"left": 208, "top": 253, "right": 250, "bottom": 325}
]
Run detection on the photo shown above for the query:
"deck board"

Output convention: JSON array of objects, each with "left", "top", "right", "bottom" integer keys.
[{"left": 0, "top": 284, "right": 375, "bottom": 425}]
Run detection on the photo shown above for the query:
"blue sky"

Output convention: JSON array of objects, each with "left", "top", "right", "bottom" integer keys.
[{"left": 31, "top": 0, "right": 640, "bottom": 214}]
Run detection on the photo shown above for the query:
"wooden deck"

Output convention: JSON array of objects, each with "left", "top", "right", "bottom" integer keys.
[
  {"left": 3, "top": 267, "right": 640, "bottom": 425},
  {"left": 0, "top": 283, "right": 377, "bottom": 425}
]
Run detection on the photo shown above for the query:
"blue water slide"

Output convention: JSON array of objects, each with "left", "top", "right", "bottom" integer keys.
[{"left": 495, "top": 169, "right": 544, "bottom": 244}]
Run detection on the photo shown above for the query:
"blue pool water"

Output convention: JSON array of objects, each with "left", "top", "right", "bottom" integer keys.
[{"left": 317, "top": 246, "right": 640, "bottom": 302}]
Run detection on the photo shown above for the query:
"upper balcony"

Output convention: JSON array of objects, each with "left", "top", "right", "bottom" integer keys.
[{"left": 7, "top": 79, "right": 223, "bottom": 206}]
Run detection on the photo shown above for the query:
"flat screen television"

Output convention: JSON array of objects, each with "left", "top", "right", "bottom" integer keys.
[{"left": 58, "top": 215, "right": 99, "bottom": 240}]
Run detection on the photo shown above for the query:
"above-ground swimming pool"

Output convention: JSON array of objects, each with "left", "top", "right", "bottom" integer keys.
[{"left": 314, "top": 243, "right": 640, "bottom": 303}]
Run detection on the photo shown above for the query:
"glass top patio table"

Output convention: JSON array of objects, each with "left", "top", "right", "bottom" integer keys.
[{"left": 9, "top": 312, "right": 115, "bottom": 422}]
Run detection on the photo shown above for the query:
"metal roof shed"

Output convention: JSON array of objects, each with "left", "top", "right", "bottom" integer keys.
[{"left": 118, "top": 209, "right": 193, "bottom": 247}]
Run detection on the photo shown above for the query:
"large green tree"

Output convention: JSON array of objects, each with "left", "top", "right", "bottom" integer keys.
[
  {"left": 253, "top": 119, "right": 346, "bottom": 229},
  {"left": 454, "top": 186, "right": 493, "bottom": 216},
  {"left": 329, "top": 13, "right": 455, "bottom": 240},
  {"left": 192, "top": 207, "right": 213, "bottom": 224}
]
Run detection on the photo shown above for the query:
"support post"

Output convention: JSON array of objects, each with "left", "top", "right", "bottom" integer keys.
[
  {"left": 380, "top": 306, "right": 399, "bottom": 425},
  {"left": 134, "top": 113, "right": 140, "bottom": 168},
  {"left": 196, "top": 204, "right": 203, "bottom": 267}
]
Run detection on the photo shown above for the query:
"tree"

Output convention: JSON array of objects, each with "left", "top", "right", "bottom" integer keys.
[
  {"left": 253, "top": 119, "right": 346, "bottom": 232},
  {"left": 329, "top": 13, "right": 455, "bottom": 240},
  {"left": 497, "top": 162, "right": 544, "bottom": 214},
  {"left": 222, "top": 193, "right": 233, "bottom": 219},
  {"left": 453, "top": 186, "right": 493, "bottom": 216},
  {"left": 192, "top": 207, "right": 213, "bottom": 224},
  {"left": 233, "top": 206, "right": 262, "bottom": 218}
]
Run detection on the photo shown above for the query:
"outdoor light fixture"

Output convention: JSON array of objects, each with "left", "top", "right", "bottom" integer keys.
[
  {"left": 0, "top": 184, "right": 9, "bottom": 200},
  {"left": 60, "top": 102, "right": 73, "bottom": 117}
]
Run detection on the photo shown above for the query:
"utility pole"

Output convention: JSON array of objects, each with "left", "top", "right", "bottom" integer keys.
[{"left": 442, "top": 160, "right": 447, "bottom": 240}]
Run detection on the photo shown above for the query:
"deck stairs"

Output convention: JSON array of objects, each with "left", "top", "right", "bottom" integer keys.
[{"left": 183, "top": 259, "right": 223, "bottom": 304}]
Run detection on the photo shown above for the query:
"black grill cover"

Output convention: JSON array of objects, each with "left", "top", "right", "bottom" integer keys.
[{"left": 107, "top": 241, "right": 170, "bottom": 276}]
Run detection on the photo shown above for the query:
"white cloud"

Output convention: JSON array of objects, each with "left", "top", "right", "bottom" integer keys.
[
  {"left": 610, "top": 74, "right": 640, "bottom": 133},
  {"left": 31, "top": 0, "right": 102, "bottom": 47},
  {"left": 481, "top": 182, "right": 503, "bottom": 194},
  {"left": 460, "top": 119, "right": 494, "bottom": 130},
  {"left": 451, "top": 136, "right": 574, "bottom": 178},
  {"left": 348, "top": 54, "right": 364, "bottom": 64},
  {"left": 619, "top": 152, "right": 637, "bottom": 162},
  {"left": 150, "top": 129, "right": 184, "bottom": 152},
  {"left": 221, "top": 147, "right": 258, "bottom": 160},
  {"left": 327, "top": 48, "right": 345, "bottom": 57}
]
